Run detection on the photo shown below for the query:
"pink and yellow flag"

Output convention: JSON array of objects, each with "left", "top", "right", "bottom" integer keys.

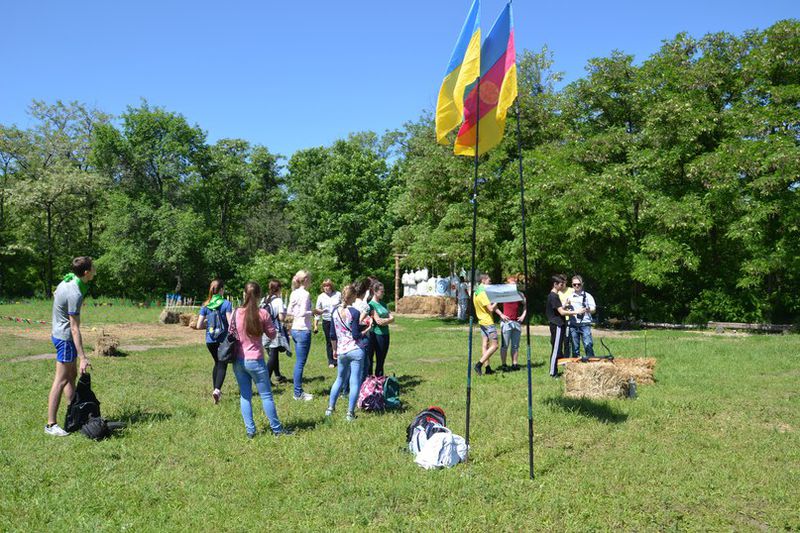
[
  {"left": 454, "top": 3, "right": 517, "bottom": 156},
  {"left": 435, "top": 0, "right": 481, "bottom": 144}
]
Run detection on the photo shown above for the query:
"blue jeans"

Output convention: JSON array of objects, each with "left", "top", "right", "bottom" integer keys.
[
  {"left": 291, "top": 329, "right": 312, "bottom": 397},
  {"left": 569, "top": 323, "right": 595, "bottom": 358},
  {"left": 232, "top": 358, "right": 283, "bottom": 435},
  {"left": 328, "top": 348, "right": 364, "bottom": 414}
]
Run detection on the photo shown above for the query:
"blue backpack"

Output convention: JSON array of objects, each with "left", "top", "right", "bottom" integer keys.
[{"left": 206, "top": 306, "right": 228, "bottom": 342}]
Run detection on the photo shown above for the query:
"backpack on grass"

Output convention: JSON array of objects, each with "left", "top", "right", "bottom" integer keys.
[
  {"left": 405, "top": 406, "right": 447, "bottom": 443},
  {"left": 357, "top": 374, "right": 401, "bottom": 411}
]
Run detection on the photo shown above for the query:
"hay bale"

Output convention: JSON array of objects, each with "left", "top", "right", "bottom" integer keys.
[
  {"left": 188, "top": 315, "right": 198, "bottom": 329},
  {"left": 613, "top": 358, "right": 656, "bottom": 385},
  {"left": 159, "top": 310, "right": 180, "bottom": 324},
  {"left": 94, "top": 333, "right": 120, "bottom": 357},
  {"left": 396, "top": 296, "right": 457, "bottom": 316},
  {"left": 564, "top": 362, "right": 629, "bottom": 400},
  {"left": 179, "top": 313, "right": 193, "bottom": 326}
]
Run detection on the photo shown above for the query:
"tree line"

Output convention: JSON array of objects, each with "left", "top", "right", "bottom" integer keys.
[{"left": 1, "top": 20, "right": 797, "bottom": 323}]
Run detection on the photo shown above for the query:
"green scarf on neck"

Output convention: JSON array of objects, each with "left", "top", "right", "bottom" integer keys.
[
  {"left": 63, "top": 273, "right": 88, "bottom": 296},
  {"left": 206, "top": 294, "right": 225, "bottom": 310}
]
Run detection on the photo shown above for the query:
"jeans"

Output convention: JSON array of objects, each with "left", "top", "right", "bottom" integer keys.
[
  {"left": 322, "top": 319, "right": 335, "bottom": 366},
  {"left": 206, "top": 342, "right": 228, "bottom": 390},
  {"left": 291, "top": 329, "right": 312, "bottom": 397},
  {"left": 569, "top": 323, "right": 595, "bottom": 358},
  {"left": 232, "top": 358, "right": 283, "bottom": 436},
  {"left": 328, "top": 348, "right": 364, "bottom": 414}
]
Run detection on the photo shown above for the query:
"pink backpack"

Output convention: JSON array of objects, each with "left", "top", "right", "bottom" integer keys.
[{"left": 357, "top": 375, "right": 387, "bottom": 411}]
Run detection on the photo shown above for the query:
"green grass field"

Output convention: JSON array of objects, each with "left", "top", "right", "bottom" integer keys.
[{"left": 0, "top": 302, "right": 798, "bottom": 531}]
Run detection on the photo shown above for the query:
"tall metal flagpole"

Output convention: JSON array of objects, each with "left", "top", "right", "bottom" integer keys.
[
  {"left": 516, "top": 96, "right": 535, "bottom": 479},
  {"left": 465, "top": 76, "right": 481, "bottom": 462}
]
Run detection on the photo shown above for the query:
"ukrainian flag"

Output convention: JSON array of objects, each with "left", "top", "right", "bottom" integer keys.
[
  {"left": 454, "top": 2, "right": 517, "bottom": 156},
  {"left": 435, "top": 0, "right": 481, "bottom": 144}
]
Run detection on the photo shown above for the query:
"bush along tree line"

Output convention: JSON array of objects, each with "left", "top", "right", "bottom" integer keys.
[{"left": 0, "top": 21, "right": 797, "bottom": 324}]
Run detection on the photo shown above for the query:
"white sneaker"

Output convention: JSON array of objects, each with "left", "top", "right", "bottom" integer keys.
[
  {"left": 45, "top": 424, "right": 69, "bottom": 437},
  {"left": 293, "top": 392, "right": 313, "bottom": 401}
]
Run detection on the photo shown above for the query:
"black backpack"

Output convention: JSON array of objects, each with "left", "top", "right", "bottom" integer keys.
[
  {"left": 65, "top": 373, "right": 101, "bottom": 433},
  {"left": 81, "top": 416, "right": 111, "bottom": 440},
  {"left": 406, "top": 406, "right": 447, "bottom": 443}
]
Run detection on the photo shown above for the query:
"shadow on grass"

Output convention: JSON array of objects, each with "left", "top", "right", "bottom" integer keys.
[
  {"left": 290, "top": 416, "right": 326, "bottom": 431},
  {"left": 114, "top": 409, "right": 174, "bottom": 426},
  {"left": 395, "top": 374, "right": 424, "bottom": 394},
  {"left": 542, "top": 396, "right": 628, "bottom": 424}
]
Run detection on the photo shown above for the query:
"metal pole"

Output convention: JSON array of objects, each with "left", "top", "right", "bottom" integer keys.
[
  {"left": 465, "top": 76, "right": 481, "bottom": 462},
  {"left": 515, "top": 97, "right": 535, "bottom": 480}
]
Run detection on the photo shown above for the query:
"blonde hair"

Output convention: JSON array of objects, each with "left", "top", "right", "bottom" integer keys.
[{"left": 292, "top": 270, "right": 310, "bottom": 290}]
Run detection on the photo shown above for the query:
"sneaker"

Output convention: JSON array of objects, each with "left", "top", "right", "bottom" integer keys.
[
  {"left": 473, "top": 362, "right": 483, "bottom": 376},
  {"left": 512, "top": 364, "right": 521, "bottom": 371},
  {"left": 328, "top": 364, "right": 335, "bottom": 369},
  {"left": 273, "top": 428, "right": 295, "bottom": 436},
  {"left": 325, "top": 407, "right": 334, "bottom": 417},
  {"left": 45, "top": 424, "right": 69, "bottom": 437},
  {"left": 247, "top": 432, "right": 256, "bottom": 439},
  {"left": 345, "top": 412, "right": 357, "bottom": 422},
  {"left": 484, "top": 365, "right": 495, "bottom": 375},
  {"left": 212, "top": 389, "right": 221, "bottom": 404},
  {"left": 580, "top": 356, "right": 589, "bottom": 363},
  {"left": 500, "top": 364, "right": 510, "bottom": 372},
  {"left": 293, "top": 392, "right": 313, "bottom": 401},
  {"left": 276, "top": 375, "right": 289, "bottom": 384}
]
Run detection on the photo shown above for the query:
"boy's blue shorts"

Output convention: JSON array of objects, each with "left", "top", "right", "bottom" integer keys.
[{"left": 52, "top": 336, "right": 77, "bottom": 363}]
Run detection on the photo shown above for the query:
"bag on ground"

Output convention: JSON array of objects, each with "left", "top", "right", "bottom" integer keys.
[
  {"left": 405, "top": 406, "right": 447, "bottom": 443},
  {"left": 81, "top": 415, "right": 111, "bottom": 440},
  {"left": 357, "top": 375, "right": 386, "bottom": 411},
  {"left": 65, "top": 373, "right": 101, "bottom": 433}
]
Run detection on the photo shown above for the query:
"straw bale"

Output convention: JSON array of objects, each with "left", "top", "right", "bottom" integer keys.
[
  {"left": 396, "top": 296, "right": 457, "bottom": 316},
  {"left": 159, "top": 310, "right": 180, "bottom": 324},
  {"left": 564, "top": 362, "right": 629, "bottom": 400},
  {"left": 613, "top": 357, "right": 656, "bottom": 385},
  {"left": 179, "top": 313, "right": 193, "bottom": 326},
  {"left": 94, "top": 333, "right": 120, "bottom": 357}
]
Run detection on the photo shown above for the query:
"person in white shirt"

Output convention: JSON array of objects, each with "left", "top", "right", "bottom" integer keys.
[
  {"left": 566, "top": 275, "right": 597, "bottom": 362},
  {"left": 287, "top": 270, "right": 314, "bottom": 401},
  {"left": 314, "top": 279, "right": 341, "bottom": 368}
]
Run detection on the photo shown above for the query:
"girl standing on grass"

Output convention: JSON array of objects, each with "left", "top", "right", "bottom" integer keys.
[
  {"left": 326, "top": 284, "right": 367, "bottom": 421},
  {"left": 287, "top": 270, "right": 314, "bottom": 401},
  {"left": 368, "top": 282, "right": 394, "bottom": 377},
  {"left": 261, "top": 279, "right": 289, "bottom": 384},
  {"left": 230, "top": 281, "right": 292, "bottom": 438},
  {"left": 314, "top": 279, "right": 341, "bottom": 368},
  {"left": 353, "top": 278, "right": 374, "bottom": 380},
  {"left": 196, "top": 279, "right": 233, "bottom": 404}
]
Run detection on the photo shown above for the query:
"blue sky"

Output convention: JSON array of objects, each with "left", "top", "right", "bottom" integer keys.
[{"left": 1, "top": 1, "right": 796, "bottom": 159}]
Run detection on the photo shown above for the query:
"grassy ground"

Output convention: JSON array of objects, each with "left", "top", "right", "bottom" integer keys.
[{"left": 0, "top": 305, "right": 798, "bottom": 531}]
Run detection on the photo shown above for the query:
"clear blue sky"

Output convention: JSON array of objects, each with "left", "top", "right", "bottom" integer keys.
[{"left": 1, "top": 1, "right": 796, "bottom": 159}]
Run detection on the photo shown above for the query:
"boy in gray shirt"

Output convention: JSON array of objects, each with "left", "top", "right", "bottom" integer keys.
[{"left": 45, "top": 256, "right": 96, "bottom": 436}]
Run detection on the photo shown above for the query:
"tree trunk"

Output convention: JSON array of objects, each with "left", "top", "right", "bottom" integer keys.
[{"left": 46, "top": 204, "right": 53, "bottom": 298}]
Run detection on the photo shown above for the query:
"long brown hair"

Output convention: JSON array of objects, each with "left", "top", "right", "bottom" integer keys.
[
  {"left": 204, "top": 278, "right": 224, "bottom": 306},
  {"left": 242, "top": 281, "right": 263, "bottom": 337},
  {"left": 268, "top": 279, "right": 282, "bottom": 297},
  {"left": 341, "top": 284, "right": 357, "bottom": 306}
]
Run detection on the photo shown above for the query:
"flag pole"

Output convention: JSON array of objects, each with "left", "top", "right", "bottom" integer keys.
[
  {"left": 465, "top": 75, "right": 481, "bottom": 462},
  {"left": 515, "top": 95, "right": 535, "bottom": 479}
]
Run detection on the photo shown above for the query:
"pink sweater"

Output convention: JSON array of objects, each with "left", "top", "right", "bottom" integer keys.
[
  {"left": 229, "top": 308, "right": 276, "bottom": 360},
  {"left": 287, "top": 287, "right": 313, "bottom": 331}
]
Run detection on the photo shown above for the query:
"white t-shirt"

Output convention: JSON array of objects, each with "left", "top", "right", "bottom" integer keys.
[
  {"left": 315, "top": 291, "right": 341, "bottom": 321},
  {"left": 567, "top": 290, "right": 596, "bottom": 325}
]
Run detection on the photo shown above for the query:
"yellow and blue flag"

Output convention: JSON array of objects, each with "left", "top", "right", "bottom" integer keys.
[
  {"left": 454, "top": 2, "right": 517, "bottom": 156},
  {"left": 435, "top": 0, "right": 481, "bottom": 144}
]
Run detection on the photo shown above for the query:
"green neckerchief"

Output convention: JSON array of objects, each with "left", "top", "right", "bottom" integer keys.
[
  {"left": 475, "top": 284, "right": 486, "bottom": 296},
  {"left": 206, "top": 294, "right": 225, "bottom": 310},
  {"left": 63, "top": 273, "right": 88, "bottom": 296}
]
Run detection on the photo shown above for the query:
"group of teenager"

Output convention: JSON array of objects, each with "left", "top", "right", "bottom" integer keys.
[
  {"left": 469, "top": 272, "right": 597, "bottom": 379},
  {"left": 194, "top": 271, "right": 395, "bottom": 437}
]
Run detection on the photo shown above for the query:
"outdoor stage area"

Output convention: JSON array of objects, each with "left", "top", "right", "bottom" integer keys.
[{"left": 1, "top": 301, "right": 798, "bottom": 530}]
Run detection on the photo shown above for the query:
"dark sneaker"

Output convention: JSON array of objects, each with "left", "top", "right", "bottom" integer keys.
[
  {"left": 484, "top": 365, "right": 495, "bottom": 375},
  {"left": 273, "top": 428, "right": 295, "bottom": 436},
  {"left": 276, "top": 375, "right": 289, "bottom": 384},
  {"left": 500, "top": 364, "right": 510, "bottom": 372},
  {"left": 580, "top": 357, "right": 589, "bottom": 363},
  {"left": 473, "top": 362, "right": 483, "bottom": 376},
  {"left": 511, "top": 364, "right": 521, "bottom": 371}
]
